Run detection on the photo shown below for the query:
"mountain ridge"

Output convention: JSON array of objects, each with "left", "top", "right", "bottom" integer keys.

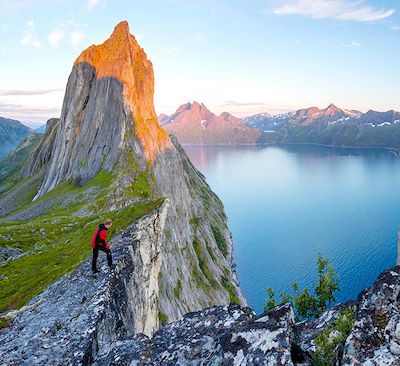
[{"left": 159, "top": 101, "right": 263, "bottom": 144}]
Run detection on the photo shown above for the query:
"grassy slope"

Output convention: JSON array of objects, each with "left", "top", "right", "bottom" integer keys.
[{"left": 0, "top": 168, "right": 164, "bottom": 325}]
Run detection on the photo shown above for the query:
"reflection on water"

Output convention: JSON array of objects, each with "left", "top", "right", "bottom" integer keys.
[{"left": 184, "top": 144, "right": 400, "bottom": 313}]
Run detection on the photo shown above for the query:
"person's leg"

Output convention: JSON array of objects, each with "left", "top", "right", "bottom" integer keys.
[
  {"left": 98, "top": 246, "right": 112, "bottom": 267},
  {"left": 106, "top": 248, "right": 112, "bottom": 267},
  {"left": 92, "top": 247, "right": 99, "bottom": 271}
]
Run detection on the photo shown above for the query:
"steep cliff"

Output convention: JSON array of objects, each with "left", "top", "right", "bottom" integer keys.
[{"left": 0, "top": 21, "right": 244, "bottom": 325}]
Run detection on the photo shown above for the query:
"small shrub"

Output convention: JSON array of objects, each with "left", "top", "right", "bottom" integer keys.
[{"left": 312, "top": 309, "right": 355, "bottom": 365}]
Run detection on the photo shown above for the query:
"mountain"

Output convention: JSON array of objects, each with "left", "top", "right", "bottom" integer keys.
[
  {"left": 245, "top": 104, "right": 400, "bottom": 148},
  {"left": 160, "top": 101, "right": 262, "bottom": 144},
  {"left": 0, "top": 117, "right": 32, "bottom": 159},
  {"left": 34, "top": 125, "right": 46, "bottom": 133},
  {"left": 0, "top": 20, "right": 244, "bottom": 336},
  {"left": 0, "top": 132, "right": 42, "bottom": 197}
]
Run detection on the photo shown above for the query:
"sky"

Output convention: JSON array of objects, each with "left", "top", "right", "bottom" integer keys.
[{"left": 0, "top": 0, "right": 399, "bottom": 127}]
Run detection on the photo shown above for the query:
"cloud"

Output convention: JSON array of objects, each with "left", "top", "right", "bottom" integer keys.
[
  {"left": 193, "top": 33, "right": 208, "bottom": 45},
  {"left": 0, "top": 88, "right": 63, "bottom": 96},
  {"left": 161, "top": 47, "right": 184, "bottom": 54},
  {"left": 271, "top": 0, "right": 395, "bottom": 23},
  {"left": 390, "top": 25, "right": 400, "bottom": 31},
  {"left": 47, "top": 30, "right": 64, "bottom": 47},
  {"left": 0, "top": 101, "right": 61, "bottom": 123},
  {"left": 20, "top": 21, "right": 41, "bottom": 48},
  {"left": 342, "top": 40, "right": 361, "bottom": 47},
  {"left": 70, "top": 31, "right": 84, "bottom": 45},
  {"left": 87, "top": 0, "right": 105, "bottom": 10}
]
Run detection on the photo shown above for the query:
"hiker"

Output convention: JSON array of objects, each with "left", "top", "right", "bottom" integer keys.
[{"left": 91, "top": 219, "right": 113, "bottom": 273}]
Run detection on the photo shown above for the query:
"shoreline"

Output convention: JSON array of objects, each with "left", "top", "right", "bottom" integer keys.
[{"left": 181, "top": 142, "right": 400, "bottom": 156}]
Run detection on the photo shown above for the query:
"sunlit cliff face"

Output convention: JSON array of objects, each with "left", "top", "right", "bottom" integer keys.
[{"left": 74, "top": 20, "right": 171, "bottom": 161}]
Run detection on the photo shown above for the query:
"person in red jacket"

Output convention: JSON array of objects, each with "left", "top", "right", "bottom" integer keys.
[{"left": 91, "top": 219, "right": 113, "bottom": 273}]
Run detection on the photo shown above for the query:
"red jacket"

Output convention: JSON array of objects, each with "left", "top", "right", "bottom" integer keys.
[{"left": 91, "top": 224, "right": 110, "bottom": 249}]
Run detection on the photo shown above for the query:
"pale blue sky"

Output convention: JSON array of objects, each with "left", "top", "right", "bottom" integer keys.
[{"left": 0, "top": 0, "right": 399, "bottom": 126}]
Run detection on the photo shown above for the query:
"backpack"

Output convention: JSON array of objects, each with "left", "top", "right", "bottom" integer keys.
[{"left": 91, "top": 228, "right": 99, "bottom": 249}]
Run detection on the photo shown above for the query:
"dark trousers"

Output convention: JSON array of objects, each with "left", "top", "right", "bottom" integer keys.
[{"left": 92, "top": 246, "right": 112, "bottom": 270}]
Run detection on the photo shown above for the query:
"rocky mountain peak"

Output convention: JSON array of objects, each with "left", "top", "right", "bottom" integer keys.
[
  {"left": 74, "top": 20, "right": 170, "bottom": 162},
  {"left": 176, "top": 102, "right": 193, "bottom": 114},
  {"left": 323, "top": 103, "right": 343, "bottom": 116},
  {"left": 35, "top": 21, "right": 173, "bottom": 198}
]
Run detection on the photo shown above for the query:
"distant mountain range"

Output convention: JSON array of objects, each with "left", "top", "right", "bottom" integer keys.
[
  {"left": 0, "top": 117, "right": 33, "bottom": 159},
  {"left": 244, "top": 104, "right": 400, "bottom": 148},
  {"left": 159, "top": 103, "right": 400, "bottom": 148},
  {"left": 159, "top": 102, "right": 263, "bottom": 144}
]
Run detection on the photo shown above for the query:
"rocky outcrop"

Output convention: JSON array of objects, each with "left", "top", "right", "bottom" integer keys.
[
  {"left": 4, "top": 263, "right": 397, "bottom": 365},
  {"left": 343, "top": 267, "right": 400, "bottom": 364},
  {"left": 0, "top": 200, "right": 168, "bottom": 365},
  {"left": 3, "top": 263, "right": 394, "bottom": 365},
  {"left": 94, "top": 303, "right": 295, "bottom": 365},
  {"left": 160, "top": 101, "right": 262, "bottom": 144}
]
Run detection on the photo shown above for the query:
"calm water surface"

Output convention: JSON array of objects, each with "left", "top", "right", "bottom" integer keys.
[{"left": 184, "top": 144, "right": 400, "bottom": 313}]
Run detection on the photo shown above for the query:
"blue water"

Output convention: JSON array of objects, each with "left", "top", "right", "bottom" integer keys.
[{"left": 183, "top": 144, "right": 400, "bottom": 313}]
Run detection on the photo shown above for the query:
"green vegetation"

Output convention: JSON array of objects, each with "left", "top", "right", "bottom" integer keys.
[
  {"left": 265, "top": 254, "right": 340, "bottom": 321},
  {"left": 212, "top": 225, "right": 228, "bottom": 257},
  {"left": 158, "top": 309, "right": 168, "bottom": 325},
  {"left": 192, "top": 236, "right": 218, "bottom": 289},
  {"left": 0, "top": 197, "right": 164, "bottom": 314},
  {"left": 312, "top": 309, "right": 355, "bottom": 366},
  {"left": 206, "top": 241, "right": 216, "bottom": 261},
  {"left": 189, "top": 216, "right": 200, "bottom": 229},
  {"left": 221, "top": 271, "right": 240, "bottom": 305},
  {"left": 121, "top": 150, "right": 156, "bottom": 199},
  {"left": 173, "top": 279, "right": 182, "bottom": 299}
]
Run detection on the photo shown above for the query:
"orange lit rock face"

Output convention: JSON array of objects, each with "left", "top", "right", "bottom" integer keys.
[{"left": 74, "top": 21, "right": 170, "bottom": 161}]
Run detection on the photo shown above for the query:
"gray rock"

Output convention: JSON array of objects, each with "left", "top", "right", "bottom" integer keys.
[{"left": 0, "top": 246, "right": 24, "bottom": 262}]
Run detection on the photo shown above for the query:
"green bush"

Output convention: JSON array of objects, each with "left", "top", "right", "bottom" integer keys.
[
  {"left": 312, "top": 309, "right": 355, "bottom": 365},
  {"left": 265, "top": 254, "right": 340, "bottom": 321}
]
